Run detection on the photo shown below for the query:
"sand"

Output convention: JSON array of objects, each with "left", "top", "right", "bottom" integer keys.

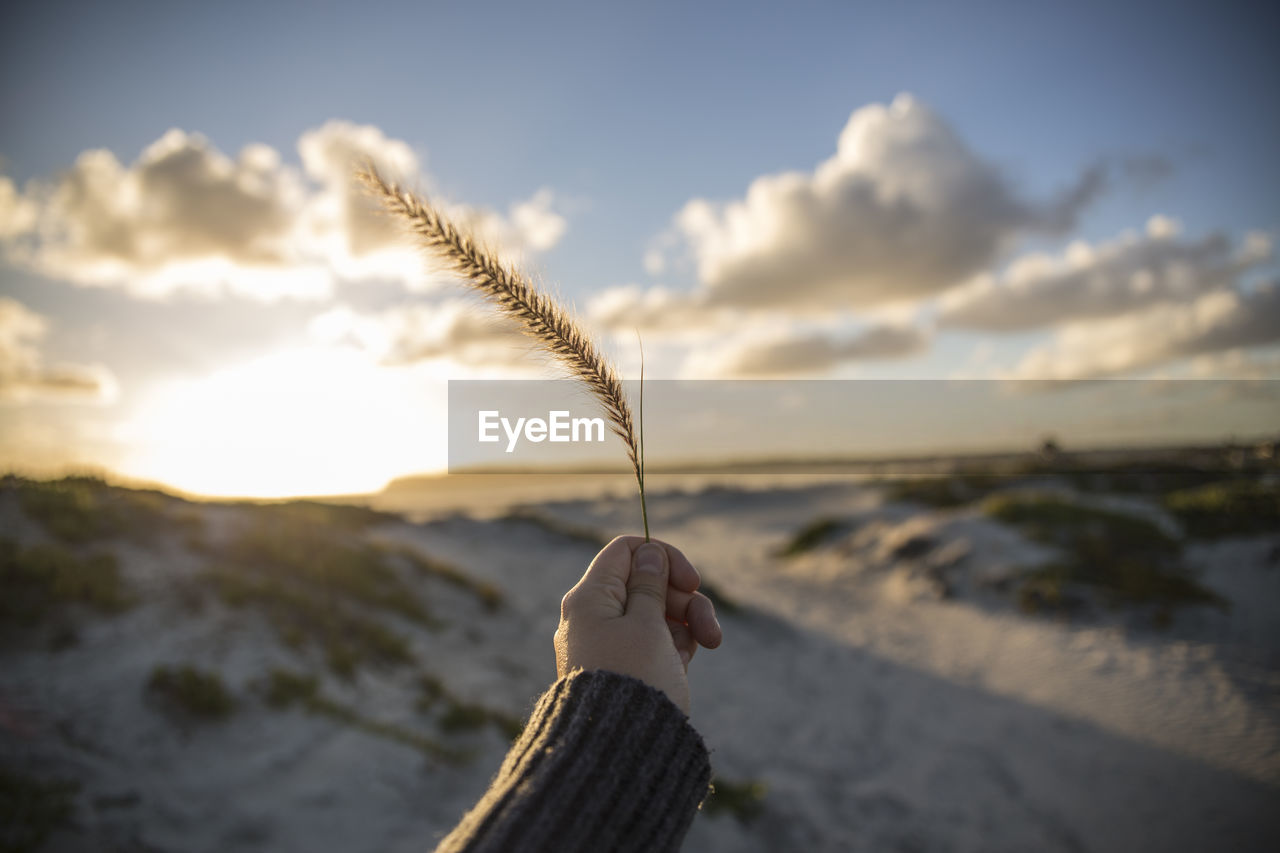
[{"left": 1, "top": 476, "right": 1277, "bottom": 851}]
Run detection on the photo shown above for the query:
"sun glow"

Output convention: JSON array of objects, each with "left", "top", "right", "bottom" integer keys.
[{"left": 116, "top": 347, "right": 448, "bottom": 498}]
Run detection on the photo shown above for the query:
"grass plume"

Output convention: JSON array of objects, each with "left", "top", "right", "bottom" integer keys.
[{"left": 357, "top": 164, "right": 649, "bottom": 538}]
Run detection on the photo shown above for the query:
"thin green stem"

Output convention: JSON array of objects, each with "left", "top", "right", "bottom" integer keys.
[{"left": 637, "top": 330, "right": 650, "bottom": 542}]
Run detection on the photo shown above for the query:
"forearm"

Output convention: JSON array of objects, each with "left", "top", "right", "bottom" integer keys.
[{"left": 433, "top": 669, "right": 712, "bottom": 853}]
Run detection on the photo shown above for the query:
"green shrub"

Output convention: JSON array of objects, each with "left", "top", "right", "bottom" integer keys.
[
  {"left": 413, "top": 672, "right": 523, "bottom": 741},
  {"left": 985, "top": 495, "right": 1225, "bottom": 616},
  {"left": 415, "top": 673, "right": 448, "bottom": 711},
  {"left": 0, "top": 538, "right": 132, "bottom": 631},
  {"left": 9, "top": 475, "right": 189, "bottom": 545},
  {"left": 703, "top": 776, "right": 767, "bottom": 823},
  {"left": 201, "top": 566, "right": 415, "bottom": 677},
  {"left": 14, "top": 477, "right": 118, "bottom": 543},
  {"left": 1049, "top": 463, "right": 1229, "bottom": 497},
  {"left": 234, "top": 500, "right": 397, "bottom": 534},
  {"left": 228, "top": 521, "right": 432, "bottom": 624},
  {"left": 775, "top": 517, "right": 844, "bottom": 558},
  {"left": 438, "top": 701, "right": 491, "bottom": 732},
  {"left": 147, "top": 664, "right": 235, "bottom": 720},
  {"left": 263, "top": 669, "right": 319, "bottom": 708},
  {"left": 195, "top": 502, "right": 445, "bottom": 680},
  {"left": 885, "top": 474, "right": 1007, "bottom": 509},
  {"left": 498, "top": 508, "right": 611, "bottom": 548},
  {"left": 985, "top": 495, "right": 1180, "bottom": 555},
  {"left": 437, "top": 700, "right": 523, "bottom": 740},
  {"left": 261, "top": 668, "right": 469, "bottom": 763},
  {"left": 392, "top": 546, "right": 505, "bottom": 611},
  {"left": 1164, "top": 479, "right": 1280, "bottom": 539},
  {"left": 0, "top": 768, "right": 79, "bottom": 853}
]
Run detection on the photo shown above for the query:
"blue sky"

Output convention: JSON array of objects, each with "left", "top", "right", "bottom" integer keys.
[{"left": 1, "top": 0, "right": 1277, "bottom": 494}]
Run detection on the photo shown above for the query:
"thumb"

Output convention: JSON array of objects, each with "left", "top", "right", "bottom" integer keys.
[{"left": 626, "top": 542, "right": 669, "bottom": 619}]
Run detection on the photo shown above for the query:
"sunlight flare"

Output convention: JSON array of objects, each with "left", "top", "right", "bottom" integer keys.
[{"left": 116, "top": 347, "right": 447, "bottom": 497}]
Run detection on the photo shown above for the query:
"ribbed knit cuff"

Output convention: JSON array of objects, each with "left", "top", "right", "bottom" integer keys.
[{"left": 434, "top": 669, "right": 711, "bottom": 853}]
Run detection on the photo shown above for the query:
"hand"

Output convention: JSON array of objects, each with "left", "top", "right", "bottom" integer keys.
[{"left": 554, "top": 536, "right": 723, "bottom": 715}]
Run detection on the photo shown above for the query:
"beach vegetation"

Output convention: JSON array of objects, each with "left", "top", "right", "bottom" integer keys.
[
  {"left": 261, "top": 667, "right": 469, "bottom": 763},
  {"left": 703, "top": 776, "right": 767, "bottom": 823},
  {"left": 776, "top": 517, "right": 845, "bottom": 557},
  {"left": 984, "top": 495, "right": 1226, "bottom": 615},
  {"left": 390, "top": 545, "right": 505, "bottom": 611},
  {"left": 0, "top": 538, "right": 132, "bottom": 632},
  {"left": 146, "top": 664, "right": 236, "bottom": 720},
  {"left": 201, "top": 566, "right": 415, "bottom": 677},
  {"left": 7, "top": 475, "right": 198, "bottom": 545},
  {"left": 1164, "top": 479, "right": 1280, "bottom": 539},
  {"left": 416, "top": 672, "right": 523, "bottom": 741},
  {"left": 0, "top": 767, "right": 80, "bottom": 853},
  {"left": 885, "top": 475, "right": 1008, "bottom": 509},
  {"left": 498, "top": 507, "right": 611, "bottom": 549}
]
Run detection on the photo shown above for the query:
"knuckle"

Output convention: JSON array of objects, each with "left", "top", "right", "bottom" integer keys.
[
  {"left": 630, "top": 581, "right": 666, "bottom": 604},
  {"left": 559, "top": 588, "right": 579, "bottom": 619}
]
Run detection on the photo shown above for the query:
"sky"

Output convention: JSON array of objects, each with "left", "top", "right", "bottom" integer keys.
[{"left": 1, "top": 0, "right": 1277, "bottom": 496}]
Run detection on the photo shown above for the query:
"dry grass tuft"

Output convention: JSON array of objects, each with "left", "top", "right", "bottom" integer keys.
[{"left": 357, "top": 164, "right": 648, "bottom": 536}]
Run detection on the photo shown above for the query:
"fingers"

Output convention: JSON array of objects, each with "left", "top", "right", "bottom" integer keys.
[
  {"left": 624, "top": 542, "right": 669, "bottom": 619},
  {"left": 687, "top": 592, "right": 722, "bottom": 649},
  {"left": 666, "top": 588, "right": 723, "bottom": 649},
  {"left": 591, "top": 536, "right": 699, "bottom": 593},
  {"left": 579, "top": 536, "right": 635, "bottom": 587},
  {"left": 668, "top": 619, "right": 697, "bottom": 669},
  {"left": 657, "top": 541, "right": 700, "bottom": 593},
  {"left": 577, "top": 536, "right": 720, "bottom": 647}
]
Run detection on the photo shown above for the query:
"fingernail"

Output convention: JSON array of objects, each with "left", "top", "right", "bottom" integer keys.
[
  {"left": 634, "top": 543, "right": 664, "bottom": 573},
  {"left": 680, "top": 649, "right": 691, "bottom": 667}
]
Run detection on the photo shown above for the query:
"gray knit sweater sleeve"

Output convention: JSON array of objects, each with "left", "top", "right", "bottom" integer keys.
[{"left": 432, "top": 669, "right": 712, "bottom": 853}]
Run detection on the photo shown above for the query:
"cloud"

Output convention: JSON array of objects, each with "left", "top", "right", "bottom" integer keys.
[
  {"left": 4, "top": 130, "right": 325, "bottom": 299},
  {"left": 1117, "top": 153, "right": 1175, "bottom": 191},
  {"left": 0, "top": 297, "right": 114, "bottom": 401},
  {"left": 662, "top": 93, "right": 1104, "bottom": 311},
  {"left": 697, "top": 323, "right": 930, "bottom": 377},
  {"left": 939, "top": 217, "right": 1272, "bottom": 331},
  {"left": 586, "top": 285, "right": 722, "bottom": 336},
  {"left": 308, "top": 301, "right": 531, "bottom": 367},
  {"left": 1185, "top": 347, "right": 1280, "bottom": 380},
  {"left": 1013, "top": 281, "right": 1280, "bottom": 379},
  {"left": 294, "top": 119, "right": 427, "bottom": 279},
  {"left": 0, "top": 176, "right": 38, "bottom": 239},
  {"left": 1, "top": 122, "right": 568, "bottom": 301},
  {"left": 509, "top": 188, "right": 567, "bottom": 252}
]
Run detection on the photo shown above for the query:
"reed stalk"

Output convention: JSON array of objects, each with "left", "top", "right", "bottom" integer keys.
[{"left": 357, "top": 165, "right": 649, "bottom": 540}]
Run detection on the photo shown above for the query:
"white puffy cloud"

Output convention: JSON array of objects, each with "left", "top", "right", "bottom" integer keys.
[
  {"left": 294, "top": 119, "right": 426, "bottom": 282},
  {"left": 308, "top": 300, "right": 529, "bottom": 367},
  {"left": 0, "top": 297, "right": 114, "bottom": 401},
  {"left": 693, "top": 322, "right": 929, "bottom": 377},
  {"left": 509, "top": 188, "right": 567, "bottom": 252},
  {"left": 664, "top": 93, "right": 1103, "bottom": 311},
  {"left": 4, "top": 130, "right": 330, "bottom": 299},
  {"left": 0, "top": 176, "right": 38, "bottom": 239},
  {"left": 1013, "top": 282, "right": 1280, "bottom": 379},
  {"left": 1185, "top": 347, "right": 1280, "bottom": 379},
  {"left": 1, "top": 122, "right": 568, "bottom": 301},
  {"left": 586, "top": 285, "right": 722, "bottom": 336},
  {"left": 939, "top": 217, "right": 1272, "bottom": 330}
]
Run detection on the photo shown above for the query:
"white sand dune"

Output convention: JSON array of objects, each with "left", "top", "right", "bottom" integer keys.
[{"left": 1, "top": 477, "right": 1277, "bottom": 851}]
